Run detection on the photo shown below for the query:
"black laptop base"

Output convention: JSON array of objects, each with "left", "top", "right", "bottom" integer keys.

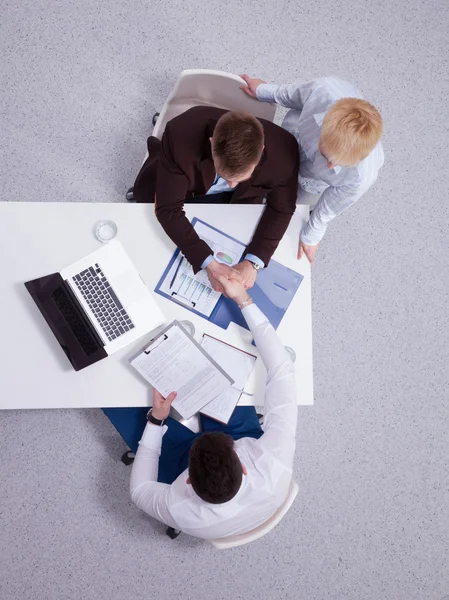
[{"left": 25, "top": 273, "right": 107, "bottom": 371}]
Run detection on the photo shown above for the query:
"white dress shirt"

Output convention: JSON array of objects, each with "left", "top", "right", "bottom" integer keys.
[
  {"left": 257, "top": 77, "right": 385, "bottom": 246},
  {"left": 130, "top": 303, "right": 297, "bottom": 540}
]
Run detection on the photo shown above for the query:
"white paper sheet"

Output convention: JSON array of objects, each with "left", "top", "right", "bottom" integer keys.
[
  {"left": 130, "top": 323, "right": 234, "bottom": 419},
  {"left": 200, "top": 335, "right": 257, "bottom": 423},
  {"left": 158, "top": 220, "right": 245, "bottom": 317}
]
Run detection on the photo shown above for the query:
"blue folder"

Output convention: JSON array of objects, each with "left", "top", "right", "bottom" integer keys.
[{"left": 155, "top": 218, "right": 303, "bottom": 332}]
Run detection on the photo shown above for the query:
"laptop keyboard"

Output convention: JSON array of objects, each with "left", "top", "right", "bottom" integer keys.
[{"left": 72, "top": 264, "right": 135, "bottom": 342}]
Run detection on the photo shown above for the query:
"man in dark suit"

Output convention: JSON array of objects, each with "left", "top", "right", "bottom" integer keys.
[{"left": 133, "top": 106, "right": 299, "bottom": 290}]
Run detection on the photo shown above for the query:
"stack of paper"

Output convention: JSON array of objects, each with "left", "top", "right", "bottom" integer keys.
[
  {"left": 130, "top": 322, "right": 234, "bottom": 420},
  {"left": 200, "top": 335, "right": 257, "bottom": 424},
  {"left": 130, "top": 322, "right": 257, "bottom": 424}
]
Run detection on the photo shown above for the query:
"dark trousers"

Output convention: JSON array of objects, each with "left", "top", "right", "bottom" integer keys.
[{"left": 102, "top": 406, "right": 263, "bottom": 485}]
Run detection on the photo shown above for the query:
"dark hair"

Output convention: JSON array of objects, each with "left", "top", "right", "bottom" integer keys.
[
  {"left": 212, "top": 111, "right": 264, "bottom": 176},
  {"left": 188, "top": 432, "right": 243, "bottom": 504}
]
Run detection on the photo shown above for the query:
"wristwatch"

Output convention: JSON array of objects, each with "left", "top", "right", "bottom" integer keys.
[
  {"left": 146, "top": 409, "right": 166, "bottom": 427},
  {"left": 246, "top": 259, "right": 263, "bottom": 272}
]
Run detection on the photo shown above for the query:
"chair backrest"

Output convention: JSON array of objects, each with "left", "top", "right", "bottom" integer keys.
[
  {"left": 152, "top": 69, "right": 276, "bottom": 140},
  {"left": 209, "top": 480, "right": 299, "bottom": 550}
]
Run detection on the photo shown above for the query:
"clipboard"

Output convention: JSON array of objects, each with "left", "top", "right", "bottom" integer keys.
[
  {"left": 129, "top": 320, "right": 234, "bottom": 420},
  {"left": 155, "top": 218, "right": 304, "bottom": 331}
]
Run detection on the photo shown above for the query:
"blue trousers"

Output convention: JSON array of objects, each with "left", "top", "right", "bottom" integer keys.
[{"left": 102, "top": 406, "right": 263, "bottom": 484}]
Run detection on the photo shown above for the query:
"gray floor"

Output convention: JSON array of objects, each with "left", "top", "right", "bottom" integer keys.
[{"left": 1, "top": 0, "right": 448, "bottom": 599}]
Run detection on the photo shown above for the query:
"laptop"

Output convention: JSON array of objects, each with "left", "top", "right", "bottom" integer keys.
[{"left": 25, "top": 240, "right": 165, "bottom": 371}]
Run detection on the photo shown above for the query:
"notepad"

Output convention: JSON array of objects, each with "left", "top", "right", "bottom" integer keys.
[
  {"left": 199, "top": 335, "right": 257, "bottom": 424},
  {"left": 130, "top": 322, "right": 234, "bottom": 420}
]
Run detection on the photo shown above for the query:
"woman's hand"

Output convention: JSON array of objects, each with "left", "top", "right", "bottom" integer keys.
[
  {"left": 298, "top": 239, "right": 319, "bottom": 264},
  {"left": 240, "top": 74, "right": 266, "bottom": 98}
]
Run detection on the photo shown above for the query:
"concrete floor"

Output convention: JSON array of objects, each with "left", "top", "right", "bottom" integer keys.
[{"left": 1, "top": 0, "right": 448, "bottom": 599}]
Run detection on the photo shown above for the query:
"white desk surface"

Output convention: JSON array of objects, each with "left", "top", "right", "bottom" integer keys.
[{"left": 0, "top": 202, "right": 313, "bottom": 410}]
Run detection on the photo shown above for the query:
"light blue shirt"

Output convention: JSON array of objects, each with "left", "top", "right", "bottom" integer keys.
[
  {"left": 201, "top": 174, "right": 264, "bottom": 270},
  {"left": 206, "top": 174, "right": 235, "bottom": 195},
  {"left": 257, "top": 77, "right": 385, "bottom": 246}
]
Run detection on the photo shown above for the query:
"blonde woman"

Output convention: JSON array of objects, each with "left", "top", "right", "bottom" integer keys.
[{"left": 241, "top": 75, "right": 384, "bottom": 264}]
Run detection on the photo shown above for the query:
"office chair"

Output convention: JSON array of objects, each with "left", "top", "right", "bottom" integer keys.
[
  {"left": 167, "top": 478, "right": 299, "bottom": 547},
  {"left": 126, "top": 69, "right": 276, "bottom": 201},
  {"left": 209, "top": 479, "right": 299, "bottom": 549},
  {"left": 104, "top": 407, "right": 265, "bottom": 541},
  {"left": 121, "top": 437, "right": 298, "bottom": 547}
]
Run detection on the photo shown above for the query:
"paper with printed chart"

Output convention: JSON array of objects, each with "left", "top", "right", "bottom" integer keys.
[{"left": 156, "top": 219, "right": 245, "bottom": 317}]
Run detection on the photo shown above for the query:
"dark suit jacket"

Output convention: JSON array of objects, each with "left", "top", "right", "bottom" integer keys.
[{"left": 134, "top": 106, "right": 299, "bottom": 272}]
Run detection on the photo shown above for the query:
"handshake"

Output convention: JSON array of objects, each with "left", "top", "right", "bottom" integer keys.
[{"left": 205, "top": 258, "right": 256, "bottom": 302}]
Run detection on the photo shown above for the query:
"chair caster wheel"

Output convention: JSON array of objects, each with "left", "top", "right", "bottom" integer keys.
[
  {"left": 152, "top": 112, "right": 160, "bottom": 126},
  {"left": 166, "top": 527, "right": 181, "bottom": 540},
  {"left": 126, "top": 187, "right": 134, "bottom": 202},
  {"left": 121, "top": 451, "right": 135, "bottom": 465}
]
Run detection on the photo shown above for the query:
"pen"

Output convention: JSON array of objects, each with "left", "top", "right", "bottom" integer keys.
[{"left": 169, "top": 255, "right": 184, "bottom": 290}]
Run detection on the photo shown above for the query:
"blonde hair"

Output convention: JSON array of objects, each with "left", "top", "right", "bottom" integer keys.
[{"left": 321, "top": 98, "right": 383, "bottom": 166}]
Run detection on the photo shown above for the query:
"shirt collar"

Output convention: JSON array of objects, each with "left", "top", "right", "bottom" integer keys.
[
  {"left": 313, "top": 111, "right": 326, "bottom": 128},
  {"left": 301, "top": 111, "right": 326, "bottom": 160}
]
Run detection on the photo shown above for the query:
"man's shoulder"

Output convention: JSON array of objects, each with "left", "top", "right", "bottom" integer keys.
[
  {"left": 260, "top": 119, "right": 299, "bottom": 172},
  {"left": 168, "top": 105, "right": 227, "bottom": 129},
  {"left": 162, "top": 106, "right": 226, "bottom": 158},
  {"left": 261, "top": 117, "right": 298, "bottom": 143}
]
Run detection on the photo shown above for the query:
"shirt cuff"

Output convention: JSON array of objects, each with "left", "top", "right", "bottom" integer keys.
[
  {"left": 140, "top": 422, "right": 166, "bottom": 450},
  {"left": 245, "top": 254, "right": 264, "bottom": 268},
  {"left": 256, "top": 83, "right": 278, "bottom": 102},
  {"left": 300, "top": 223, "right": 324, "bottom": 246},
  {"left": 241, "top": 302, "right": 268, "bottom": 327},
  {"left": 201, "top": 255, "right": 215, "bottom": 270}
]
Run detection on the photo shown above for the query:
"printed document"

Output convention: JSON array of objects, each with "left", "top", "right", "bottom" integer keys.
[
  {"left": 200, "top": 335, "right": 257, "bottom": 423},
  {"left": 157, "top": 220, "right": 245, "bottom": 317},
  {"left": 130, "top": 322, "right": 234, "bottom": 420}
]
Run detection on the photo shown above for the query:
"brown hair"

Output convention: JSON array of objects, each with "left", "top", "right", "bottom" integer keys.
[
  {"left": 188, "top": 432, "right": 242, "bottom": 504},
  {"left": 212, "top": 111, "right": 264, "bottom": 177},
  {"left": 321, "top": 98, "right": 383, "bottom": 166}
]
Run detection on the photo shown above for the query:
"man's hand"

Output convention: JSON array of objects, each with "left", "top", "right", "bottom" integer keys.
[
  {"left": 206, "top": 259, "right": 243, "bottom": 292},
  {"left": 298, "top": 240, "right": 319, "bottom": 264},
  {"left": 151, "top": 389, "right": 177, "bottom": 421},
  {"left": 240, "top": 74, "right": 266, "bottom": 98},
  {"left": 217, "top": 275, "right": 251, "bottom": 306},
  {"left": 232, "top": 260, "right": 257, "bottom": 289}
]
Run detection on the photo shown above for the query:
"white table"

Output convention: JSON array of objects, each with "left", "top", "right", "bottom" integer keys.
[{"left": 0, "top": 202, "right": 313, "bottom": 409}]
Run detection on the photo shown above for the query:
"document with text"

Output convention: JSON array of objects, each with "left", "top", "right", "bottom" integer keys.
[
  {"left": 200, "top": 335, "right": 257, "bottom": 424},
  {"left": 156, "top": 220, "right": 245, "bottom": 317},
  {"left": 130, "top": 322, "right": 234, "bottom": 420}
]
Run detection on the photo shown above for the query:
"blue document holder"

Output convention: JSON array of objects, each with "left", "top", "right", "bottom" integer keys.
[{"left": 155, "top": 218, "right": 303, "bottom": 332}]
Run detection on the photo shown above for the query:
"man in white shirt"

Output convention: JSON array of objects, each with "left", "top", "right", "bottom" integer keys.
[
  {"left": 129, "top": 274, "right": 297, "bottom": 540},
  {"left": 240, "top": 74, "right": 384, "bottom": 264}
]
